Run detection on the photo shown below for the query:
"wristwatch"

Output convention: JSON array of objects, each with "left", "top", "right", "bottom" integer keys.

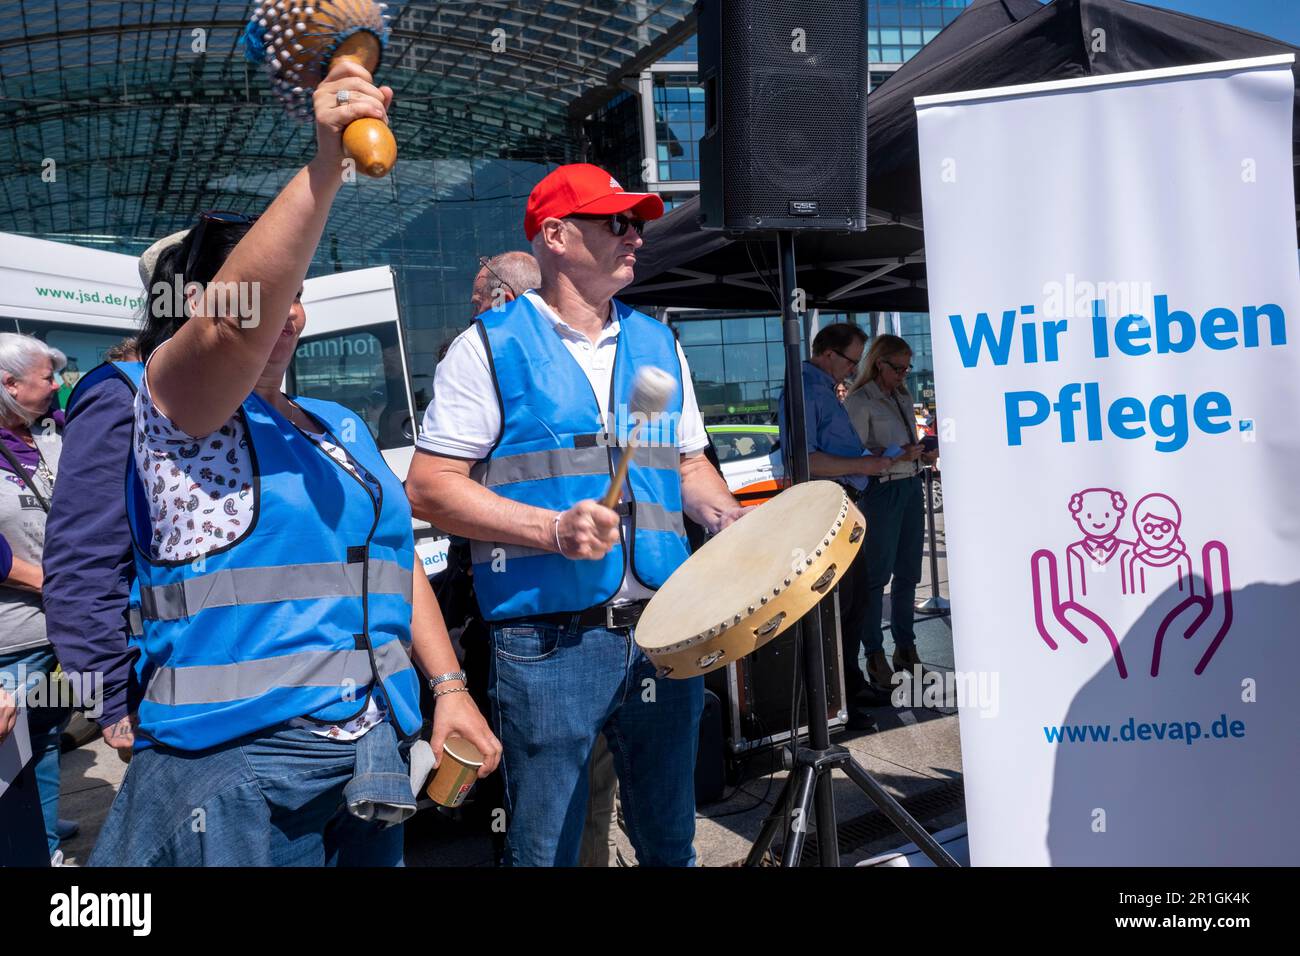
[{"left": 426, "top": 670, "right": 467, "bottom": 690}]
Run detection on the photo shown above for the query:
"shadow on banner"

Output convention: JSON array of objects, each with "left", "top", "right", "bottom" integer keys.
[{"left": 1045, "top": 578, "right": 1300, "bottom": 865}]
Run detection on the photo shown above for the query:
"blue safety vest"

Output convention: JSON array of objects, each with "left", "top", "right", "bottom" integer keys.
[
  {"left": 121, "top": 376, "right": 421, "bottom": 751},
  {"left": 471, "top": 295, "right": 690, "bottom": 620}
]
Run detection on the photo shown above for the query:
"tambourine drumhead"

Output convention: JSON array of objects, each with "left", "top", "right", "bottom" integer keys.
[{"left": 636, "top": 480, "right": 865, "bottom": 678}]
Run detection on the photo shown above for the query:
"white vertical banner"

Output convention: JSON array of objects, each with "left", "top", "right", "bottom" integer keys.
[{"left": 916, "top": 55, "right": 1300, "bottom": 865}]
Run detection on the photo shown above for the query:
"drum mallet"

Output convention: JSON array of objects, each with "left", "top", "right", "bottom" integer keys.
[{"left": 601, "top": 366, "right": 677, "bottom": 509}]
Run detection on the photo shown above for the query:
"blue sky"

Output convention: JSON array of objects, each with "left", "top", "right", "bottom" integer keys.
[{"left": 1120, "top": 0, "right": 1298, "bottom": 45}]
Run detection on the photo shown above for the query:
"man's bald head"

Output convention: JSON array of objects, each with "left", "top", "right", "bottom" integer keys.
[{"left": 472, "top": 251, "right": 541, "bottom": 315}]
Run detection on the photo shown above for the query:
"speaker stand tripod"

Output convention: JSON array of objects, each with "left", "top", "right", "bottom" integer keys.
[
  {"left": 743, "top": 231, "right": 958, "bottom": 867},
  {"left": 915, "top": 465, "right": 951, "bottom": 616}
]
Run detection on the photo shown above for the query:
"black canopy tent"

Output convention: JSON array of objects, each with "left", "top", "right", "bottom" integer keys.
[{"left": 621, "top": 0, "right": 1300, "bottom": 314}]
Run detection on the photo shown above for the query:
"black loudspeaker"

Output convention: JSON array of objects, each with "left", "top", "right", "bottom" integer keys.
[
  {"left": 696, "top": 0, "right": 868, "bottom": 232},
  {"left": 703, "top": 592, "right": 847, "bottom": 763}
]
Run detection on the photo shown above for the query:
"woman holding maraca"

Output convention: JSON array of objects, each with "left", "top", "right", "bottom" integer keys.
[{"left": 90, "top": 61, "right": 500, "bottom": 868}]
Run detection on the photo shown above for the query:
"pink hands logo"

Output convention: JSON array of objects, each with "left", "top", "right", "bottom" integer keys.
[{"left": 1030, "top": 488, "right": 1232, "bottom": 679}]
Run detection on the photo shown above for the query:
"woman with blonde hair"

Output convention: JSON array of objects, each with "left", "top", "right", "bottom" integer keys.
[{"left": 844, "top": 334, "right": 937, "bottom": 690}]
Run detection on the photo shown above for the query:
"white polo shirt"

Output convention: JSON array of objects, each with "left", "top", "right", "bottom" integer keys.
[{"left": 418, "top": 290, "right": 709, "bottom": 603}]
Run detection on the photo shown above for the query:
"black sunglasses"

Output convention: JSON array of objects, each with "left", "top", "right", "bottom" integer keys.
[
  {"left": 184, "top": 210, "right": 258, "bottom": 283},
  {"left": 564, "top": 213, "right": 647, "bottom": 237},
  {"left": 882, "top": 358, "right": 912, "bottom": 374},
  {"left": 477, "top": 255, "right": 516, "bottom": 298}
]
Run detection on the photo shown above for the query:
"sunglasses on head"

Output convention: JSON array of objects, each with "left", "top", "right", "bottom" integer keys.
[
  {"left": 183, "top": 210, "right": 258, "bottom": 284},
  {"left": 564, "top": 212, "right": 647, "bottom": 237},
  {"left": 477, "top": 255, "right": 516, "bottom": 298}
]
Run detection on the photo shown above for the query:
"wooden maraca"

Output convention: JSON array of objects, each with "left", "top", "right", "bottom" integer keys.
[{"left": 241, "top": 0, "right": 398, "bottom": 178}]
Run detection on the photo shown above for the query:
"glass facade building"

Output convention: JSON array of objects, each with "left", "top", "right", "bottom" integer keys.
[
  {"left": 673, "top": 311, "right": 936, "bottom": 423},
  {"left": 0, "top": 0, "right": 697, "bottom": 416},
  {"left": 869, "top": 0, "right": 968, "bottom": 67},
  {"left": 0, "top": 1, "right": 958, "bottom": 422}
]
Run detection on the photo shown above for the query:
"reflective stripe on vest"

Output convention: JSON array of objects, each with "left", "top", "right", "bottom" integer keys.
[
  {"left": 138, "top": 558, "right": 411, "bottom": 622},
  {"left": 143, "top": 638, "right": 414, "bottom": 707},
  {"left": 633, "top": 500, "right": 686, "bottom": 536},
  {"left": 480, "top": 444, "right": 680, "bottom": 489},
  {"left": 127, "top": 389, "right": 422, "bottom": 751}
]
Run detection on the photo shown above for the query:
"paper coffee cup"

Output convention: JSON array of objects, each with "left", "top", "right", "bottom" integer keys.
[{"left": 425, "top": 736, "right": 484, "bottom": 808}]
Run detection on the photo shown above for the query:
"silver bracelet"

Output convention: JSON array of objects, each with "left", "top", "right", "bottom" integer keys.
[
  {"left": 553, "top": 513, "right": 566, "bottom": 556},
  {"left": 433, "top": 686, "right": 469, "bottom": 699},
  {"left": 427, "top": 670, "right": 466, "bottom": 690}
]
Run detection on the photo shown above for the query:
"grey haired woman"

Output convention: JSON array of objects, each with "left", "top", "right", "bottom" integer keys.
[{"left": 0, "top": 332, "right": 74, "bottom": 864}]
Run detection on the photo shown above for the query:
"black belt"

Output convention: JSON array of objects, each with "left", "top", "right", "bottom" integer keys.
[
  {"left": 836, "top": 481, "right": 864, "bottom": 502},
  {"left": 500, "top": 600, "right": 649, "bottom": 632}
]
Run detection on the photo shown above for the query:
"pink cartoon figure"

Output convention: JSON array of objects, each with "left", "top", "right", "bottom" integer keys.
[
  {"left": 1030, "top": 488, "right": 1131, "bottom": 678},
  {"left": 1149, "top": 539, "right": 1232, "bottom": 678},
  {"left": 1065, "top": 488, "right": 1133, "bottom": 604},
  {"left": 1031, "top": 547, "right": 1127, "bottom": 679},
  {"left": 1122, "top": 493, "right": 1195, "bottom": 599},
  {"left": 1031, "top": 487, "right": 1233, "bottom": 679}
]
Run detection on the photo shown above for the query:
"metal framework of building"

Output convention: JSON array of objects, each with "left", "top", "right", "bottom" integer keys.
[{"left": 0, "top": 1, "right": 695, "bottom": 251}]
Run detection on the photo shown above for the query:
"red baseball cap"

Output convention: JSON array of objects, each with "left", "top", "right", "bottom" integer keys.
[{"left": 524, "top": 164, "right": 665, "bottom": 241}]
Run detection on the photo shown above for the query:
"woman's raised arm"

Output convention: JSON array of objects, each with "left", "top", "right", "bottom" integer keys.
[{"left": 147, "top": 59, "right": 393, "bottom": 436}]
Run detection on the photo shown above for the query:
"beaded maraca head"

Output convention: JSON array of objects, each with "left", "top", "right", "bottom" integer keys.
[{"left": 241, "top": 0, "right": 397, "bottom": 177}]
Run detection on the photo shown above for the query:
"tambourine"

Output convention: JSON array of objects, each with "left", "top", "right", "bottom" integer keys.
[{"left": 636, "top": 481, "right": 866, "bottom": 678}]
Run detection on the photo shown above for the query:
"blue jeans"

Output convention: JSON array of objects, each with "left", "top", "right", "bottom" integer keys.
[
  {"left": 861, "top": 476, "right": 925, "bottom": 655},
  {"left": 489, "top": 620, "right": 704, "bottom": 867},
  {"left": 0, "top": 647, "right": 68, "bottom": 857},
  {"left": 89, "top": 722, "right": 407, "bottom": 867}
]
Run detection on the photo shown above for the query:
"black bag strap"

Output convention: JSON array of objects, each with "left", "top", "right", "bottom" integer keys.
[
  {"left": 890, "top": 391, "right": 918, "bottom": 444},
  {"left": 0, "top": 440, "right": 50, "bottom": 512}
]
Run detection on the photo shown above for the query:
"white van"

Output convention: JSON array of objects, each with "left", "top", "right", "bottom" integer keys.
[{"left": 0, "top": 231, "right": 451, "bottom": 576}]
